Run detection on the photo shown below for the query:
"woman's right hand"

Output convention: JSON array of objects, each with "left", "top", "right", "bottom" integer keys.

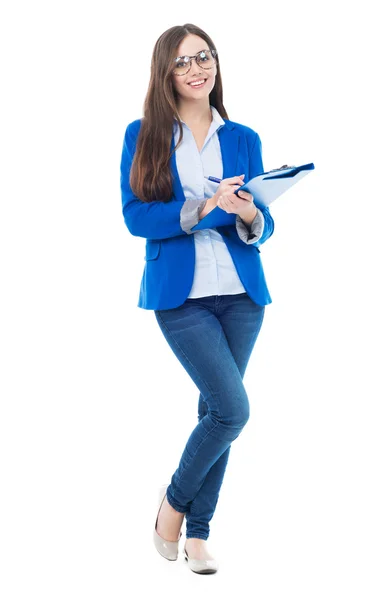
[{"left": 211, "top": 175, "right": 245, "bottom": 206}]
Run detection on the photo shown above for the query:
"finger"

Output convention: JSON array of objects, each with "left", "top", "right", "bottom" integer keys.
[
  {"left": 228, "top": 185, "right": 243, "bottom": 195},
  {"left": 227, "top": 175, "right": 245, "bottom": 184},
  {"left": 237, "top": 190, "right": 252, "bottom": 199}
]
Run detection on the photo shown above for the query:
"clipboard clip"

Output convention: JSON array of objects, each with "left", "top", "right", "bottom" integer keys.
[{"left": 268, "top": 164, "right": 296, "bottom": 173}]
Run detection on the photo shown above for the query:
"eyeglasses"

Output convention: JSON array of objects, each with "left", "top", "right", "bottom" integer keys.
[{"left": 172, "top": 49, "right": 217, "bottom": 76}]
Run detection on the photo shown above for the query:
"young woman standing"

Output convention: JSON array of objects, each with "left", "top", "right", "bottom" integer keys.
[{"left": 120, "top": 23, "right": 275, "bottom": 574}]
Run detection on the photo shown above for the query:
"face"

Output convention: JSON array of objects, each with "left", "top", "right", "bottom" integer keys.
[{"left": 171, "top": 34, "right": 217, "bottom": 101}]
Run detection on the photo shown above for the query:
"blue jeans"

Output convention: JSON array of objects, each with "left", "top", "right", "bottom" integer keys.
[{"left": 154, "top": 292, "right": 266, "bottom": 541}]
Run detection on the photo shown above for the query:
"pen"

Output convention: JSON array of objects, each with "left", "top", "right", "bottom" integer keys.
[{"left": 204, "top": 175, "right": 222, "bottom": 183}]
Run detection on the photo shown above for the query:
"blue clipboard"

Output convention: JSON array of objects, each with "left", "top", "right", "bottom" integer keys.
[{"left": 234, "top": 162, "right": 315, "bottom": 207}]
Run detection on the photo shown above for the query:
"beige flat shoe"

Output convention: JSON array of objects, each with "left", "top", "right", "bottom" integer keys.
[
  {"left": 153, "top": 484, "right": 182, "bottom": 561},
  {"left": 183, "top": 547, "right": 219, "bottom": 574}
]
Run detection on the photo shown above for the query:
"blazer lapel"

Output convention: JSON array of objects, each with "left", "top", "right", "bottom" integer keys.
[
  {"left": 218, "top": 120, "right": 240, "bottom": 180},
  {"left": 170, "top": 136, "right": 184, "bottom": 202}
]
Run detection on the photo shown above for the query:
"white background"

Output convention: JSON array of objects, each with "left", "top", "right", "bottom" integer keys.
[{"left": 1, "top": 0, "right": 390, "bottom": 598}]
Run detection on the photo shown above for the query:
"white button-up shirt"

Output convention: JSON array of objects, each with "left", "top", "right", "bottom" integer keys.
[{"left": 175, "top": 105, "right": 264, "bottom": 299}]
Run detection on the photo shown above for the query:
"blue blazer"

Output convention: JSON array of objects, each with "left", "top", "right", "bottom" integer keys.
[{"left": 120, "top": 117, "right": 275, "bottom": 310}]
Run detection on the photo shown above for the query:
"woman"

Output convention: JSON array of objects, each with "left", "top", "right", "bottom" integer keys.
[{"left": 120, "top": 23, "right": 275, "bottom": 574}]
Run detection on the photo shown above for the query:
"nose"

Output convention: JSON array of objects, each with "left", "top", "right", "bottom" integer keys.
[{"left": 188, "top": 58, "right": 203, "bottom": 76}]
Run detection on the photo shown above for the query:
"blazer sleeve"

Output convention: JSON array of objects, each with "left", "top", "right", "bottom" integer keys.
[
  {"left": 120, "top": 124, "right": 238, "bottom": 240},
  {"left": 120, "top": 124, "right": 188, "bottom": 239}
]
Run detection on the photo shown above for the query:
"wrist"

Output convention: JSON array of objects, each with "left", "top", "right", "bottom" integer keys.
[
  {"left": 238, "top": 204, "right": 257, "bottom": 226},
  {"left": 199, "top": 197, "right": 216, "bottom": 220}
]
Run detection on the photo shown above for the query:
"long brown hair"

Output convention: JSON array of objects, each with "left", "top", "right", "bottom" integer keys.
[{"left": 129, "top": 23, "right": 229, "bottom": 203}]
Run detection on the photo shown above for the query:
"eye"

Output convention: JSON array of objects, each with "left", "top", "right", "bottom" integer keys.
[
  {"left": 174, "top": 56, "right": 190, "bottom": 68},
  {"left": 197, "top": 50, "right": 213, "bottom": 64}
]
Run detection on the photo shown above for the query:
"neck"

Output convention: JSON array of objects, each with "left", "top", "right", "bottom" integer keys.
[{"left": 177, "top": 100, "right": 212, "bottom": 127}]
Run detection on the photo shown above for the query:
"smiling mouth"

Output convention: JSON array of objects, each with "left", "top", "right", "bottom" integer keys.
[{"left": 187, "top": 79, "right": 207, "bottom": 86}]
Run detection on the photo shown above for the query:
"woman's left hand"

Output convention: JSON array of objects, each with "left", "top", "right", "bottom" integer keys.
[{"left": 216, "top": 189, "right": 255, "bottom": 217}]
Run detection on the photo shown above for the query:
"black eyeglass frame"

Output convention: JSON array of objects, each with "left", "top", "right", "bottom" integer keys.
[{"left": 171, "top": 49, "right": 217, "bottom": 76}]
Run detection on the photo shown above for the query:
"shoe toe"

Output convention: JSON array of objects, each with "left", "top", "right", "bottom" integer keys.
[{"left": 183, "top": 549, "right": 218, "bottom": 574}]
